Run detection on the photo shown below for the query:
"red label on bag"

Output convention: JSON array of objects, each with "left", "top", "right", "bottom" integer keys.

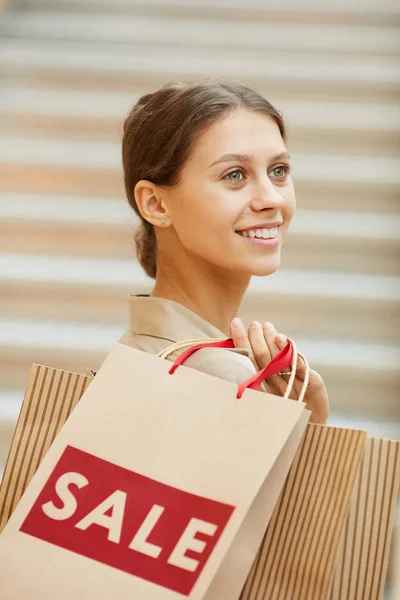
[{"left": 20, "top": 446, "right": 235, "bottom": 595}]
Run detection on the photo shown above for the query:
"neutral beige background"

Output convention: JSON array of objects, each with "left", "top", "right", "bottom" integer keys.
[{"left": 0, "top": 0, "right": 399, "bottom": 596}]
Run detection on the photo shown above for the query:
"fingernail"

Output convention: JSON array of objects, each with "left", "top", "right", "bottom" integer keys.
[
  {"left": 276, "top": 333, "right": 286, "bottom": 346},
  {"left": 231, "top": 318, "right": 242, "bottom": 329},
  {"left": 263, "top": 322, "right": 273, "bottom": 329},
  {"left": 250, "top": 321, "right": 261, "bottom": 328}
]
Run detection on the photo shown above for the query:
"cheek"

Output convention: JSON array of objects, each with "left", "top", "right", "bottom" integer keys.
[
  {"left": 282, "top": 187, "right": 296, "bottom": 226},
  {"left": 172, "top": 185, "right": 234, "bottom": 235},
  {"left": 169, "top": 192, "right": 220, "bottom": 251},
  {"left": 180, "top": 200, "right": 216, "bottom": 232}
]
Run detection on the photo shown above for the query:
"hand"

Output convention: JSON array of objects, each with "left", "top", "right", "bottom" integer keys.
[{"left": 230, "top": 318, "right": 329, "bottom": 425}]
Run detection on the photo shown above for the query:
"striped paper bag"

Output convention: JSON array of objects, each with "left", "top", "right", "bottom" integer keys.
[
  {"left": 0, "top": 365, "right": 94, "bottom": 529},
  {"left": 328, "top": 437, "right": 400, "bottom": 600},
  {"left": 240, "top": 431, "right": 400, "bottom": 600}
]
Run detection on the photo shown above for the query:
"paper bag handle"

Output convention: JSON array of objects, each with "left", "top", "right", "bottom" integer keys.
[
  {"left": 167, "top": 338, "right": 235, "bottom": 371},
  {"left": 158, "top": 337, "right": 309, "bottom": 401}
]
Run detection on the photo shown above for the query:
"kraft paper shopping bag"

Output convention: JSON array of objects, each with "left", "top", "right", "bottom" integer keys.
[
  {"left": 0, "top": 367, "right": 94, "bottom": 530},
  {"left": 328, "top": 437, "right": 400, "bottom": 600},
  {"left": 0, "top": 340, "right": 310, "bottom": 599},
  {"left": 240, "top": 424, "right": 368, "bottom": 600},
  {"left": 237, "top": 431, "right": 399, "bottom": 600},
  {"left": 0, "top": 336, "right": 302, "bottom": 533},
  {"left": 1, "top": 337, "right": 396, "bottom": 599}
]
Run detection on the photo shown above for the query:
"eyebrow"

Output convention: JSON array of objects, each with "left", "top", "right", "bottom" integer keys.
[{"left": 208, "top": 151, "right": 291, "bottom": 168}]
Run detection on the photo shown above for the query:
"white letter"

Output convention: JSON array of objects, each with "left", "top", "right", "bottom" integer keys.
[
  {"left": 129, "top": 504, "right": 164, "bottom": 558},
  {"left": 41, "top": 471, "right": 88, "bottom": 521},
  {"left": 75, "top": 489, "right": 126, "bottom": 543},
  {"left": 168, "top": 518, "right": 217, "bottom": 572}
]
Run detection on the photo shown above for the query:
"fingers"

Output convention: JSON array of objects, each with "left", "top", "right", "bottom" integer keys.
[
  {"left": 261, "top": 322, "right": 282, "bottom": 359},
  {"left": 275, "top": 332, "right": 287, "bottom": 351},
  {"left": 248, "top": 321, "right": 271, "bottom": 370},
  {"left": 248, "top": 320, "right": 287, "bottom": 373},
  {"left": 276, "top": 334, "right": 308, "bottom": 382},
  {"left": 259, "top": 322, "right": 291, "bottom": 393},
  {"left": 231, "top": 318, "right": 287, "bottom": 371},
  {"left": 294, "top": 354, "right": 308, "bottom": 382},
  {"left": 230, "top": 318, "right": 252, "bottom": 353},
  {"left": 230, "top": 318, "right": 312, "bottom": 401}
]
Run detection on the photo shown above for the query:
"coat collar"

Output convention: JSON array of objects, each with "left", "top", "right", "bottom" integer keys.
[{"left": 127, "top": 294, "right": 228, "bottom": 343}]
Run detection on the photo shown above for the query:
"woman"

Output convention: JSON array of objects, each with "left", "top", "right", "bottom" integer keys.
[{"left": 119, "top": 78, "right": 329, "bottom": 425}]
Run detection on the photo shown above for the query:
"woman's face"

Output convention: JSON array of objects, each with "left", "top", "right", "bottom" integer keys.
[{"left": 163, "top": 109, "right": 296, "bottom": 277}]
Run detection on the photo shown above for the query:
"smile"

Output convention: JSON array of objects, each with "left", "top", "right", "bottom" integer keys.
[
  {"left": 235, "top": 226, "right": 281, "bottom": 247},
  {"left": 237, "top": 226, "right": 279, "bottom": 239}
]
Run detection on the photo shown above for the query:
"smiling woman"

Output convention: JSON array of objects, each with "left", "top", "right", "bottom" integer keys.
[{"left": 119, "top": 78, "right": 329, "bottom": 425}]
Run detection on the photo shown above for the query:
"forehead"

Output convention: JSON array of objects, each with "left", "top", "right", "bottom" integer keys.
[{"left": 190, "top": 109, "right": 286, "bottom": 164}]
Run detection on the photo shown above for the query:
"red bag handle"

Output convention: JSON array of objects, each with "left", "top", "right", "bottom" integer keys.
[
  {"left": 236, "top": 342, "right": 293, "bottom": 399},
  {"left": 168, "top": 338, "right": 293, "bottom": 399},
  {"left": 168, "top": 339, "right": 235, "bottom": 374}
]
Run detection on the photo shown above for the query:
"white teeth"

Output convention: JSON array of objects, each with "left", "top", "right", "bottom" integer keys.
[
  {"left": 266, "top": 227, "right": 278, "bottom": 238},
  {"left": 240, "top": 226, "right": 279, "bottom": 239}
]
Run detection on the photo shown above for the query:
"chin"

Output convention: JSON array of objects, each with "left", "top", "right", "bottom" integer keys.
[
  {"left": 248, "top": 255, "right": 281, "bottom": 277},
  {"left": 235, "top": 262, "right": 280, "bottom": 278},
  {"left": 251, "top": 265, "right": 280, "bottom": 277},
  {"left": 224, "top": 250, "right": 282, "bottom": 277}
]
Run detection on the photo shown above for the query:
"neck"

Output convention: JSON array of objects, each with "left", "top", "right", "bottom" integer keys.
[{"left": 150, "top": 254, "right": 251, "bottom": 337}]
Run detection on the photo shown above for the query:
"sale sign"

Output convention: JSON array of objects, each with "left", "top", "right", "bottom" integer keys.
[{"left": 19, "top": 446, "right": 235, "bottom": 596}]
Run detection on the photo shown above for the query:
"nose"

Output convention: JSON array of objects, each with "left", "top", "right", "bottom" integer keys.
[{"left": 249, "top": 176, "right": 286, "bottom": 212}]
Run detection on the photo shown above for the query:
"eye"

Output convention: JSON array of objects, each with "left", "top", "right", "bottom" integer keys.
[
  {"left": 224, "top": 168, "right": 246, "bottom": 183},
  {"left": 270, "top": 164, "right": 291, "bottom": 179}
]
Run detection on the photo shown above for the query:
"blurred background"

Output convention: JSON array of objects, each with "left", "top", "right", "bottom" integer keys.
[{"left": 0, "top": 0, "right": 399, "bottom": 596}]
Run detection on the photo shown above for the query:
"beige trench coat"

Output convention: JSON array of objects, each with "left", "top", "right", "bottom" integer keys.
[{"left": 118, "top": 294, "right": 268, "bottom": 392}]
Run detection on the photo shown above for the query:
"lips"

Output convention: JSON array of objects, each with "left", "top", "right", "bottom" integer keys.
[{"left": 236, "top": 221, "right": 283, "bottom": 233}]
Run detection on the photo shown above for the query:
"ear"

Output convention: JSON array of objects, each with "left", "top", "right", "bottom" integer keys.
[{"left": 134, "top": 180, "right": 168, "bottom": 227}]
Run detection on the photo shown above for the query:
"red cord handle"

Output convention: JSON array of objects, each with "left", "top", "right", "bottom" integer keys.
[
  {"left": 168, "top": 339, "right": 235, "bottom": 374},
  {"left": 235, "top": 342, "right": 293, "bottom": 398},
  {"left": 168, "top": 338, "right": 293, "bottom": 398}
]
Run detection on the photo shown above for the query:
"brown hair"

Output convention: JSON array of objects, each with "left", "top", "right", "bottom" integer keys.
[{"left": 122, "top": 78, "right": 287, "bottom": 279}]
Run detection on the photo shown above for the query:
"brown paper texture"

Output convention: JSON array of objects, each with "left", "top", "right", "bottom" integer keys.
[
  {"left": 0, "top": 342, "right": 309, "bottom": 599},
  {"left": 0, "top": 344, "right": 397, "bottom": 599},
  {"left": 0, "top": 364, "right": 92, "bottom": 529},
  {"left": 328, "top": 437, "right": 400, "bottom": 600},
  {"left": 240, "top": 425, "right": 367, "bottom": 599}
]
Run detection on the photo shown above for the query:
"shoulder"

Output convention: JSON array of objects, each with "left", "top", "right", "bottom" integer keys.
[
  {"left": 180, "top": 346, "right": 259, "bottom": 387},
  {"left": 119, "top": 330, "right": 266, "bottom": 391},
  {"left": 118, "top": 330, "right": 169, "bottom": 355}
]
